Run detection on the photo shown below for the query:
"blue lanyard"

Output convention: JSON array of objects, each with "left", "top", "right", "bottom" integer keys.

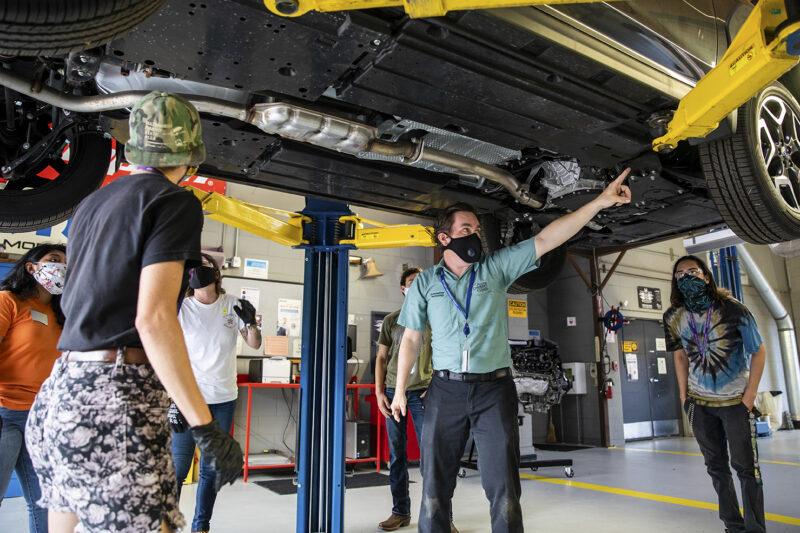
[
  {"left": 688, "top": 306, "right": 713, "bottom": 361},
  {"left": 440, "top": 268, "right": 476, "bottom": 338}
]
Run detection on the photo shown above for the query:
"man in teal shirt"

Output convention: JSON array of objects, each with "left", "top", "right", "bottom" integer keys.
[{"left": 391, "top": 169, "right": 631, "bottom": 532}]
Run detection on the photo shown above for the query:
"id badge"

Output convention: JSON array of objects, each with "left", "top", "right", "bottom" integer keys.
[
  {"left": 30, "top": 309, "right": 48, "bottom": 326},
  {"left": 461, "top": 337, "right": 470, "bottom": 372}
]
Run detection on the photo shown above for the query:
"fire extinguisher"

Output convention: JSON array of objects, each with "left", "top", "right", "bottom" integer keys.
[{"left": 603, "top": 378, "right": 614, "bottom": 399}]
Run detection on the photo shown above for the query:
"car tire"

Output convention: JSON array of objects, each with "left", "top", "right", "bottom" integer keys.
[
  {"left": 0, "top": 133, "right": 112, "bottom": 232},
  {"left": 0, "top": 0, "right": 166, "bottom": 57},
  {"left": 508, "top": 244, "right": 566, "bottom": 294},
  {"left": 479, "top": 214, "right": 565, "bottom": 292},
  {"left": 700, "top": 82, "right": 800, "bottom": 243}
]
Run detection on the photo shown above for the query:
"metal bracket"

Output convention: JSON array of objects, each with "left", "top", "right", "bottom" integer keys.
[
  {"left": 264, "top": 0, "right": 619, "bottom": 19},
  {"left": 653, "top": 0, "right": 800, "bottom": 152},
  {"left": 338, "top": 215, "right": 435, "bottom": 249}
]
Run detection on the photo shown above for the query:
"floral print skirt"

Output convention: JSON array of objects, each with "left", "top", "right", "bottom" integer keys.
[{"left": 25, "top": 355, "right": 185, "bottom": 533}]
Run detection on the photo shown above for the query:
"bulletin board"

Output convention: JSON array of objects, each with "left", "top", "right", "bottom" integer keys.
[{"left": 221, "top": 276, "right": 304, "bottom": 357}]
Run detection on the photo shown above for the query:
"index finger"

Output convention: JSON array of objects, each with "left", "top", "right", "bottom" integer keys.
[{"left": 613, "top": 167, "right": 631, "bottom": 184}]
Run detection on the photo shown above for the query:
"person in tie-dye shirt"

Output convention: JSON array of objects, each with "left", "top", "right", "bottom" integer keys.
[{"left": 663, "top": 254, "right": 766, "bottom": 533}]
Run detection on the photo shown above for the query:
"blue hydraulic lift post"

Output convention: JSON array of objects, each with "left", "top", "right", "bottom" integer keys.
[
  {"left": 711, "top": 247, "right": 743, "bottom": 303},
  {"left": 296, "top": 199, "right": 353, "bottom": 533}
]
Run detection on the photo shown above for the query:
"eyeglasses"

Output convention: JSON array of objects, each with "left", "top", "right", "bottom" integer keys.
[{"left": 675, "top": 268, "right": 702, "bottom": 280}]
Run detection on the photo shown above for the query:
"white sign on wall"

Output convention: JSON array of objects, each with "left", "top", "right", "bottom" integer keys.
[
  {"left": 625, "top": 353, "right": 639, "bottom": 381},
  {"left": 277, "top": 298, "right": 302, "bottom": 337},
  {"left": 243, "top": 258, "right": 269, "bottom": 279}
]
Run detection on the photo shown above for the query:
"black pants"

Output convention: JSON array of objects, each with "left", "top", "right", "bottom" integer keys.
[
  {"left": 419, "top": 373, "right": 522, "bottom": 533},
  {"left": 688, "top": 401, "right": 765, "bottom": 533}
]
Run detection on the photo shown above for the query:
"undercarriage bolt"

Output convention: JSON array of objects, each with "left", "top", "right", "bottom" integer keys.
[
  {"left": 275, "top": 0, "right": 299, "bottom": 15},
  {"left": 372, "top": 39, "right": 381, "bottom": 46},
  {"left": 1, "top": 166, "right": 10, "bottom": 174},
  {"left": 22, "top": 142, "right": 30, "bottom": 150},
  {"left": 657, "top": 144, "right": 675, "bottom": 154}
]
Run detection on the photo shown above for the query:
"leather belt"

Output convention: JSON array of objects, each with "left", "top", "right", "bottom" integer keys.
[
  {"left": 65, "top": 348, "right": 149, "bottom": 365},
  {"left": 435, "top": 367, "right": 510, "bottom": 383}
]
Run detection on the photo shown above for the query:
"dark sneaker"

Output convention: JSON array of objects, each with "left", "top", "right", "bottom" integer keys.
[{"left": 378, "top": 514, "right": 412, "bottom": 530}]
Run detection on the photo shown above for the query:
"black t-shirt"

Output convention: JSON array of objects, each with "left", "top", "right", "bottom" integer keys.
[{"left": 58, "top": 173, "right": 203, "bottom": 351}]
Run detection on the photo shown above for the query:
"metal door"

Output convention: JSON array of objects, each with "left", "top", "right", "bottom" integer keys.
[{"left": 620, "top": 319, "right": 680, "bottom": 440}]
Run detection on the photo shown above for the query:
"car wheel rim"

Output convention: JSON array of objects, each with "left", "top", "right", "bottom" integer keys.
[{"left": 758, "top": 94, "right": 800, "bottom": 214}]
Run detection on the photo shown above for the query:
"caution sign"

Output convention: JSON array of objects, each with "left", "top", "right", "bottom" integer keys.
[
  {"left": 622, "top": 341, "right": 638, "bottom": 353},
  {"left": 508, "top": 299, "right": 527, "bottom": 318}
]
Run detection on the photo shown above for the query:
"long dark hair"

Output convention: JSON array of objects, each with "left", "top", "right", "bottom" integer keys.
[
  {"left": 669, "top": 254, "right": 731, "bottom": 308},
  {"left": 185, "top": 252, "right": 225, "bottom": 297},
  {"left": 0, "top": 243, "right": 66, "bottom": 325}
]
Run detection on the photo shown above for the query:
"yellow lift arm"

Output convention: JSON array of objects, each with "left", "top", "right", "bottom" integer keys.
[
  {"left": 265, "top": 0, "right": 618, "bottom": 19},
  {"left": 339, "top": 215, "right": 436, "bottom": 249},
  {"left": 186, "top": 187, "right": 310, "bottom": 247},
  {"left": 653, "top": 1, "right": 800, "bottom": 152},
  {"left": 186, "top": 187, "right": 436, "bottom": 249}
]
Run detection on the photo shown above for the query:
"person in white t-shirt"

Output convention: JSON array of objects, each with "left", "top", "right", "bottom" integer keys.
[{"left": 169, "top": 253, "right": 261, "bottom": 533}]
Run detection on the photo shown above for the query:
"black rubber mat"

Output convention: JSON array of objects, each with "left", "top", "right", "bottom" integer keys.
[{"left": 255, "top": 472, "right": 406, "bottom": 495}]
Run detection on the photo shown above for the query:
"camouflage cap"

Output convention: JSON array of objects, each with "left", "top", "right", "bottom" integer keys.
[{"left": 125, "top": 91, "right": 206, "bottom": 167}]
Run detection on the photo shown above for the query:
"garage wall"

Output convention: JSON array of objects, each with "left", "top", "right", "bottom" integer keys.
[{"left": 201, "top": 183, "right": 435, "bottom": 454}]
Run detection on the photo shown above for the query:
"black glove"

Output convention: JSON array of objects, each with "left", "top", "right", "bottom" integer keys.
[
  {"left": 233, "top": 299, "right": 257, "bottom": 327},
  {"left": 168, "top": 402, "right": 188, "bottom": 433},
  {"left": 191, "top": 419, "right": 244, "bottom": 491}
]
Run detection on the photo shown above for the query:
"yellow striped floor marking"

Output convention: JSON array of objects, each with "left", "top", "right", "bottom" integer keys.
[
  {"left": 520, "top": 473, "right": 800, "bottom": 527},
  {"left": 608, "top": 446, "right": 800, "bottom": 467}
]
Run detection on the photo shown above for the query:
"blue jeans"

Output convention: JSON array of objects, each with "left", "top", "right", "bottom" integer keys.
[
  {"left": 384, "top": 388, "right": 425, "bottom": 517},
  {"left": 171, "top": 399, "right": 237, "bottom": 532},
  {"left": 0, "top": 407, "right": 47, "bottom": 533}
]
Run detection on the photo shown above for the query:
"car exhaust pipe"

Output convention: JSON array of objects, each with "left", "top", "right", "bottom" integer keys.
[{"left": 0, "top": 69, "right": 543, "bottom": 209}]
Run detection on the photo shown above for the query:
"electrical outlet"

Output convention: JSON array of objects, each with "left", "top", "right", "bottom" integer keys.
[{"left": 232, "top": 256, "right": 242, "bottom": 268}]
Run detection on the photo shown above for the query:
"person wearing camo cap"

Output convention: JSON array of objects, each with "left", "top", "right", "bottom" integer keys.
[{"left": 25, "top": 91, "right": 243, "bottom": 533}]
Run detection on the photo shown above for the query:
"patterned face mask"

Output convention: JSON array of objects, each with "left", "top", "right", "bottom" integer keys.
[
  {"left": 677, "top": 274, "right": 712, "bottom": 312},
  {"left": 33, "top": 262, "right": 67, "bottom": 295}
]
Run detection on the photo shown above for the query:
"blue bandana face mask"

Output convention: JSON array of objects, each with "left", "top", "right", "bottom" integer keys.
[{"left": 677, "top": 274, "right": 712, "bottom": 312}]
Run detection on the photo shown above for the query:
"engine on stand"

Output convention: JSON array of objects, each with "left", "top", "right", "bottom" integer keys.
[{"left": 510, "top": 338, "right": 572, "bottom": 413}]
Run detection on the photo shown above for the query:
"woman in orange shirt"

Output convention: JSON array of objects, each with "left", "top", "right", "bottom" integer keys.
[{"left": 0, "top": 243, "right": 66, "bottom": 533}]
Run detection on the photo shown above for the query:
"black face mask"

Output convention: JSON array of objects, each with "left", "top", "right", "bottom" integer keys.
[
  {"left": 444, "top": 233, "right": 483, "bottom": 263},
  {"left": 190, "top": 265, "right": 217, "bottom": 289}
]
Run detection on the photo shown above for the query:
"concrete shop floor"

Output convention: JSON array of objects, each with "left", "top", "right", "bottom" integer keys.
[{"left": 1, "top": 432, "right": 799, "bottom": 532}]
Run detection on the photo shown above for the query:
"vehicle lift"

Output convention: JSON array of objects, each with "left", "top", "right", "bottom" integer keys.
[{"left": 190, "top": 188, "right": 434, "bottom": 533}]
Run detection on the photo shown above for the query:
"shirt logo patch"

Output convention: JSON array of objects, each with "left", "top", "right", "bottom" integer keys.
[
  {"left": 474, "top": 281, "right": 489, "bottom": 294},
  {"left": 223, "top": 312, "right": 237, "bottom": 329},
  {"left": 430, "top": 291, "right": 445, "bottom": 298}
]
